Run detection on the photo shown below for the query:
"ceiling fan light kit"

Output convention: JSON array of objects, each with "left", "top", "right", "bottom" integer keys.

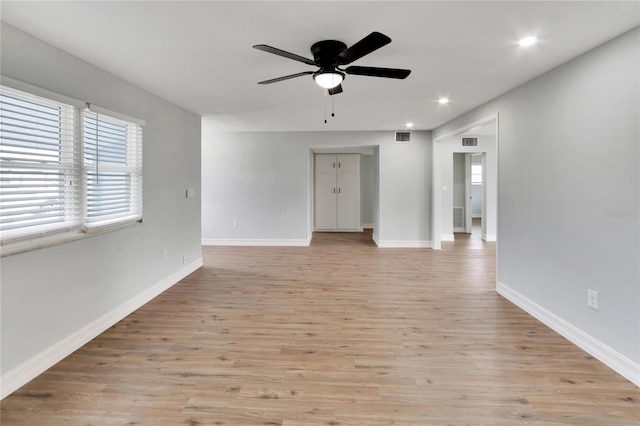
[
  {"left": 313, "top": 70, "right": 344, "bottom": 89},
  {"left": 253, "top": 31, "right": 411, "bottom": 95}
]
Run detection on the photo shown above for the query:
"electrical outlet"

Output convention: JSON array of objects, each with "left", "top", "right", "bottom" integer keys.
[
  {"left": 162, "top": 249, "right": 168, "bottom": 261},
  {"left": 232, "top": 220, "right": 238, "bottom": 228},
  {"left": 587, "top": 289, "right": 599, "bottom": 310},
  {"left": 182, "top": 256, "right": 187, "bottom": 265}
]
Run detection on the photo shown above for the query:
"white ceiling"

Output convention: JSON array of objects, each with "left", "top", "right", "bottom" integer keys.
[{"left": 1, "top": 1, "right": 638, "bottom": 132}]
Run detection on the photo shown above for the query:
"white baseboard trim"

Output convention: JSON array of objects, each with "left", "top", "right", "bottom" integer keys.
[
  {"left": 483, "top": 233, "right": 497, "bottom": 242},
  {"left": 441, "top": 234, "right": 455, "bottom": 242},
  {"left": 372, "top": 233, "right": 379, "bottom": 247},
  {"left": 472, "top": 214, "right": 482, "bottom": 218},
  {"left": 376, "top": 240, "right": 432, "bottom": 248},
  {"left": 202, "top": 239, "right": 310, "bottom": 247},
  {"left": 453, "top": 227, "right": 465, "bottom": 233},
  {"left": 362, "top": 223, "right": 374, "bottom": 229},
  {"left": 0, "top": 258, "right": 203, "bottom": 400},
  {"left": 497, "top": 281, "right": 640, "bottom": 387}
]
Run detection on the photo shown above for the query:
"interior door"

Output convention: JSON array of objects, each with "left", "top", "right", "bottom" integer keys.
[
  {"left": 315, "top": 155, "right": 337, "bottom": 230},
  {"left": 336, "top": 154, "right": 360, "bottom": 230}
]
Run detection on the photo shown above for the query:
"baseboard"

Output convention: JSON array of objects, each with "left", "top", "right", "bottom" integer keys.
[
  {"left": 483, "top": 233, "right": 497, "bottom": 242},
  {"left": 202, "top": 239, "right": 310, "bottom": 247},
  {"left": 362, "top": 223, "right": 374, "bottom": 229},
  {"left": 441, "top": 233, "right": 455, "bottom": 242},
  {"left": 472, "top": 214, "right": 482, "bottom": 218},
  {"left": 453, "top": 227, "right": 465, "bottom": 233},
  {"left": 497, "top": 281, "right": 640, "bottom": 387},
  {"left": 376, "top": 240, "right": 432, "bottom": 248},
  {"left": 372, "top": 233, "right": 379, "bottom": 247},
  {"left": 0, "top": 258, "right": 203, "bottom": 399}
]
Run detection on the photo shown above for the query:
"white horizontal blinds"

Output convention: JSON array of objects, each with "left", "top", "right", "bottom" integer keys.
[
  {"left": 0, "top": 86, "right": 80, "bottom": 239},
  {"left": 82, "top": 108, "right": 142, "bottom": 227}
]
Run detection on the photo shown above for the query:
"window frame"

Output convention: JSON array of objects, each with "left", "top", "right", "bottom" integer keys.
[{"left": 0, "top": 77, "right": 144, "bottom": 257}]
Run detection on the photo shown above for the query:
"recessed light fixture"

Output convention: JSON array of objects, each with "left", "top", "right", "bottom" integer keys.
[
  {"left": 438, "top": 98, "right": 449, "bottom": 105},
  {"left": 406, "top": 122, "right": 413, "bottom": 128},
  {"left": 518, "top": 36, "right": 537, "bottom": 47}
]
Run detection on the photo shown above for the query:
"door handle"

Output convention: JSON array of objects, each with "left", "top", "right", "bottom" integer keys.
[
  {"left": 338, "top": 188, "right": 341, "bottom": 194},
  {"left": 333, "top": 188, "right": 336, "bottom": 193}
]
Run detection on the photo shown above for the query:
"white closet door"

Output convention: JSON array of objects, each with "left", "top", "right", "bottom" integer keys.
[
  {"left": 315, "top": 154, "right": 337, "bottom": 173},
  {"left": 336, "top": 154, "right": 359, "bottom": 173},
  {"left": 315, "top": 154, "right": 338, "bottom": 230},
  {"left": 337, "top": 173, "right": 359, "bottom": 230}
]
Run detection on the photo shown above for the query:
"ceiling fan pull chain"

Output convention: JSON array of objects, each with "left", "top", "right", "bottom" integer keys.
[
  {"left": 324, "top": 90, "right": 328, "bottom": 124},
  {"left": 331, "top": 95, "right": 335, "bottom": 118}
]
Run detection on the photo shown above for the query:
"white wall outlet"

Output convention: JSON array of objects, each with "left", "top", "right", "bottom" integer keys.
[
  {"left": 186, "top": 188, "right": 195, "bottom": 198},
  {"left": 587, "top": 289, "right": 599, "bottom": 310},
  {"left": 232, "top": 220, "right": 238, "bottom": 228},
  {"left": 182, "top": 256, "right": 187, "bottom": 264},
  {"left": 162, "top": 249, "right": 168, "bottom": 261}
]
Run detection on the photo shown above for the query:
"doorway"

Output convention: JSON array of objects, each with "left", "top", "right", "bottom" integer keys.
[
  {"left": 432, "top": 114, "right": 498, "bottom": 249},
  {"left": 469, "top": 153, "right": 483, "bottom": 238}
]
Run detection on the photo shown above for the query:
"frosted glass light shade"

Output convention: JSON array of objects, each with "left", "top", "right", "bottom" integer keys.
[{"left": 314, "top": 72, "right": 344, "bottom": 89}]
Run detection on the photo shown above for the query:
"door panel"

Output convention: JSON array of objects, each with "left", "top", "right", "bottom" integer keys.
[
  {"left": 337, "top": 172, "right": 359, "bottom": 230},
  {"left": 315, "top": 154, "right": 337, "bottom": 173},
  {"left": 337, "top": 154, "right": 359, "bottom": 173},
  {"left": 314, "top": 172, "right": 337, "bottom": 230}
]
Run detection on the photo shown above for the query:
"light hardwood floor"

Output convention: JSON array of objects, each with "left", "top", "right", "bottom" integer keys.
[{"left": 2, "top": 232, "right": 638, "bottom": 425}]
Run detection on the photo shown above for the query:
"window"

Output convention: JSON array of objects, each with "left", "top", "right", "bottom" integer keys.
[
  {"left": 82, "top": 109, "right": 142, "bottom": 229},
  {"left": 0, "top": 83, "right": 143, "bottom": 253},
  {"left": 471, "top": 163, "right": 482, "bottom": 185}
]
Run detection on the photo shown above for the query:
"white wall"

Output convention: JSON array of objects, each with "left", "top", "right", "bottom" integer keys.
[
  {"left": 360, "top": 154, "right": 375, "bottom": 227},
  {"left": 440, "top": 135, "right": 497, "bottom": 240},
  {"left": 201, "top": 128, "right": 432, "bottom": 247},
  {"left": 452, "top": 153, "right": 465, "bottom": 215},
  {"left": 433, "top": 28, "right": 640, "bottom": 382},
  {"left": 0, "top": 24, "right": 202, "bottom": 393}
]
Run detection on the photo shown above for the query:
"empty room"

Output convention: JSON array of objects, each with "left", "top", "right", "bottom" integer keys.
[{"left": 1, "top": 1, "right": 639, "bottom": 424}]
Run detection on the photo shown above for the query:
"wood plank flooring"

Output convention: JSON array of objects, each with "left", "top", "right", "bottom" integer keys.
[{"left": 2, "top": 231, "right": 639, "bottom": 425}]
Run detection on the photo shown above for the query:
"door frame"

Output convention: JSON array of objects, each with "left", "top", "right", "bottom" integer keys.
[
  {"left": 307, "top": 146, "right": 379, "bottom": 241},
  {"left": 432, "top": 113, "right": 498, "bottom": 249}
]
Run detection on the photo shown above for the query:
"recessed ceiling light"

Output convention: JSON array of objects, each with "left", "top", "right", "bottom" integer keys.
[
  {"left": 518, "top": 36, "right": 537, "bottom": 47},
  {"left": 406, "top": 122, "right": 413, "bottom": 128},
  {"left": 438, "top": 98, "right": 449, "bottom": 104}
]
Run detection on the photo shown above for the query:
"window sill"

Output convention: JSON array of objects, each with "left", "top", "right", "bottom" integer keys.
[{"left": 1, "top": 220, "right": 142, "bottom": 258}]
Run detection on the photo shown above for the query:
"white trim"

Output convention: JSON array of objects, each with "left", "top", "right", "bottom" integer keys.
[
  {"left": 0, "top": 258, "right": 203, "bottom": 399},
  {"left": 482, "top": 233, "right": 497, "bottom": 242},
  {"left": 202, "top": 239, "right": 310, "bottom": 247},
  {"left": 441, "top": 234, "right": 455, "bottom": 242},
  {"left": 362, "top": 223, "right": 374, "bottom": 229},
  {"left": 453, "top": 227, "right": 466, "bottom": 233},
  {"left": 372, "top": 232, "right": 380, "bottom": 247},
  {"left": 472, "top": 213, "right": 482, "bottom": 218},
  {"left": 376, "top": 240, "right": 432, "bottom": 248},
  {"left": 497, "top": 281, "right": 640, "bottom": 387}
]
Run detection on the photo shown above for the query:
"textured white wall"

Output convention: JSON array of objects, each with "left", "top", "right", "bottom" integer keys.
[{"left": 0, "top": 24, "right": 202, "bottom": 376}]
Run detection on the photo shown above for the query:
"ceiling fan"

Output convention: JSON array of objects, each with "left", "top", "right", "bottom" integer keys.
[{"left": 253, "top": 32, "right": 411, "bottom": 95}]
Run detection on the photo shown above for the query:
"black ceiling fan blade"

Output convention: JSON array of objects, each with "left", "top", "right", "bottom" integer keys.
[
  {"left": 328, "top": 84, "right": 343, "bottom": 96},
  {"left": 337, "top": 32, "right": 391, "bottom": 65},
  {"left": 345, "top": 66, "right": 411, "bottom": 79},
  {"left": 253, "top": 44, "right": 316, "bottom": 66},
  {"left": 258, "top": 71, "right": 315, "bottom": 85}
]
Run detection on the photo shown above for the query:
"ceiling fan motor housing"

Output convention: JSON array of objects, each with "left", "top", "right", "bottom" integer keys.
[{"left": 310, "top": 40, "right": 348, "bottom": 68}]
